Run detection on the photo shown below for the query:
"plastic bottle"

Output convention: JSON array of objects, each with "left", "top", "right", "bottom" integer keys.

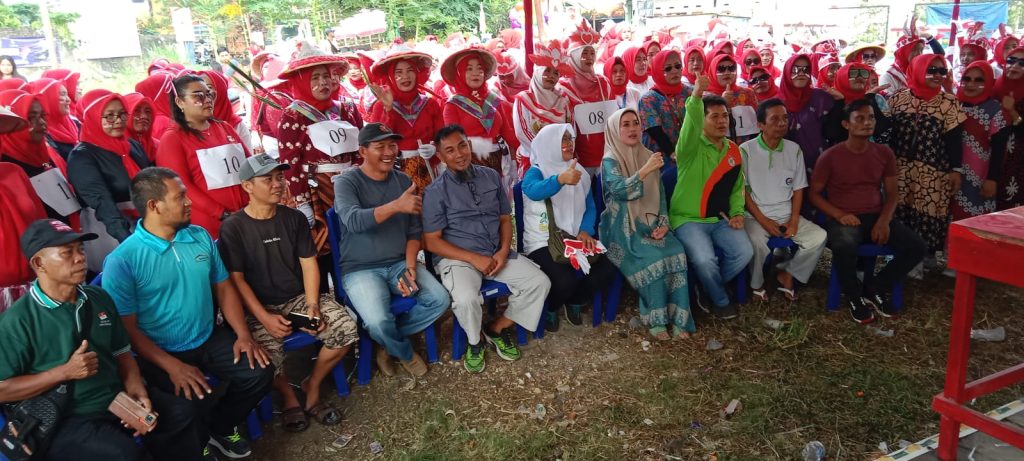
[{"left": 802, "top": 441, "right": 826, "bottom": 461}]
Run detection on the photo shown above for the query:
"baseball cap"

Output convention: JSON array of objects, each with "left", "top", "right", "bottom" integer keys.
[
  {"left": 358, "top": 123, "right": 404, "bottom": 146},
  {"left": 20, "top": 219, "right": 98, "bottom": 260},
  {"left": 239, "top": 153, "right": 290, "bottom": 181}
]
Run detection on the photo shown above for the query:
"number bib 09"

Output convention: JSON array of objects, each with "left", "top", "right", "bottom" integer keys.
[
  {"left": 196, "top": 143, "right": 247, "bottom": 190},
  {"left": 308, "top": 120, "right": 359, "bottom": 157},
  {"left": 30, "top": 168, "right": 81, "bottom": 216},
  {"left": 573, "top": 100, "right": 620, "bottom": 135},
  {"left": 731, "top": 105, "right": 760, "bottom": 137}
]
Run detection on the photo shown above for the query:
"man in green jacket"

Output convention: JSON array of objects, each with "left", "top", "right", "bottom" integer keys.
[{"left": 670, "top": 75, "right": 753, "bottom": 320}]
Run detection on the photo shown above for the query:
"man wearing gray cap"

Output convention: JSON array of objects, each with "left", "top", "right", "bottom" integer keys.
[{"left": 218, "top": 154, "right": 359, "bottom": 431}]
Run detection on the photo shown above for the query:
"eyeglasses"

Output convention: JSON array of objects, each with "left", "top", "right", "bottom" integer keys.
[
  {"left": 188, "top": 91, "right": 215, "bottom": 103},
  {"left": 663, "top": 63, "right": 683, "bottom": 73},
  {"left": 791, "top": 65, "right": 811, "bottom": 76},
  {"left": 101, "top": 112, "right": 129, "bottom": 124},
  {"left": 744, "top": 58, "right": 762, "bottom": 66},
  {"left": 645, "top": 213, "right": 667, "bottom": 228},
  {"left": 961, "top": 76, "right": 986, "bottom": 84},
  {"left": 861, "top": 53, "right": 878, "bottom": 60},
  {"left": 847, "top": 68, "right": 871, "bottom": 80},
  {"left": 748, "top": 74, "right": 770, "bottom": 84},
  {"left": 926, "top": 66, "right": 948, "bottom": 76},
  {"left": 716, "top": 64, "right": 737, "bottom": 74},
  {"left": 1006, "top": 57, "right": 1024, "bottom": 68}
]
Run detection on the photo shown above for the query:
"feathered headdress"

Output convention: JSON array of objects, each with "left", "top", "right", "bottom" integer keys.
[{"left": 528, "top": 40, "right": 575, "bottom": 76}]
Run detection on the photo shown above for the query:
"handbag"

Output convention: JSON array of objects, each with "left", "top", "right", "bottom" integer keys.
[
  {"left": 1, "top": 301, "right": 92, "bottom": 460},
  {"left": 545, "top": 199, "right": 598, "bottom": 266}
]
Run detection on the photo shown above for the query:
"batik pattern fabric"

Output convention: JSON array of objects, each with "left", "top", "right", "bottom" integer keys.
[
  {"left": 637, "top": 89, "right": 688, "bottom": 154},
  {"left": 953, "top": 99, "right": 1006, "bottom": 219}
]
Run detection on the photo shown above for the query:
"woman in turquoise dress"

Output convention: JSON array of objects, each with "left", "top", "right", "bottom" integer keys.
[{"left": 600, "top": 108, "right": 694, "bottom": 340}]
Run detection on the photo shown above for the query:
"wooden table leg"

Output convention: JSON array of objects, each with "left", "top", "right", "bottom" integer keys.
[{"left": 936, "top": 274, "right": 977, "bottom": 461}]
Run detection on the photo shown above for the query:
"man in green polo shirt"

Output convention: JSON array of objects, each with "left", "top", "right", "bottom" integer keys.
[{"left": 0, "top": 219, "right": 203, "bottom": 461}]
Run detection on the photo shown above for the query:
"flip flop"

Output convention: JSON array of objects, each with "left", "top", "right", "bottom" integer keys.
[
  {"left": 305, "top": 401, "right": 343, "bottom": 426},
  {"left": 752, "top": 288, "right": 768, "bottom": 303},
  {"left": 281, "top": 406, "right": 309, "bottom": 432},
  {"left": 776, "top": 287, "right": 798, "bottom": 302}
]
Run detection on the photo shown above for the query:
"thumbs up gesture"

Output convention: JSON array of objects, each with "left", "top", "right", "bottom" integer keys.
[
  {"left": 695, "top": 75, "right": 710, "bottom": 96},
  {"left": 557, "top": 159, "right": 583, "bottom": 185},
  {"left": 393, "top": 183, "right": 423, "bottom": 215},
  {"left": 62, "top": 340, "right": 99, "bottom": 380},
  {"left": 723, "top": 82, "right": 737, "bottom": 105}
]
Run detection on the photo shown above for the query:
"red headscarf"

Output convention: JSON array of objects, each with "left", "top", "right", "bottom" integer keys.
[
  {"left": 704, "top": 54, "right": 737, "bottom": 95},
  {"left": 287, "top": 65, "right": 335, "bottom": 112},
  {"left": 79, "top": 89, "right": 139, "bottom": 178},
  {"left": 26, "top": 78, "right": 79, "bottom": 145},
  {"left": 0, "top": 79, "right": 26, "bottom": 91},
  {"left": 452, "top": 54, "right": 492, "bottom": 103},
  {"left": 907, "top": 54, "right": 944, "bottom": 101},
  {"left": 960, "top": 43, "right": 988, "bottom": 65},
  {"left": 816, "top": 55, "right": 840, "bottom": 90},
  {"left": 707, "top": 41, "right": 734, "bottom": 59},
  {"left": 622, "top": 47, "right": 648, "bottom": 84},
  {"left": 0, "top": 164, "right": 45, "bottom": 287},
  {"left": 651, "top": 49, "right": 684, "bottom": 97},
  {"left": 739, "top": 48, "right": 762, "bottom": 81},
  {"left": 747, "top": 66, "right": 778, "bottom": 102},
  {"left": 642, "top": 40, "right": 660, "bottom": 77},
  {"left": 993, "top": 47, "right": 1024, "bottom": 101},
  {"left": 0, "top": 90, "right": 66, "bottom": 176},
  {"left": 381, "top": 57, "right": 430, "bottom": 105},
  {"left": 682, "top": 46, "right": 705, "bottom": 84},
  {"left": 345, "top": 56, "right": 367, "bottom": 90},
  {"left": 134, "top": 73, "right": 174, "bottom": 120},
  {"left": 197, "top": 70, "right": 243, "bottom": 127},
  {"left": 758, "top": 45, "right": 782, "bottom": 79},
  {"left": 40, "top": 69, "right": 80, "bottom": 106},
  {"left": 603, "top": 56, "right": 627, "bottom": 98},
  {"left": 958, "top": 61, "right": 996, "bottom": 105},
  {"left": 834, "top": 63, "right": 872, "bottom": 104},
  {"left": 777, "top": 54, "right": 814, "bottom": 113},
  {"left": 122, "top": 92, "right": 159, "bottom": 161},
  {"left": 993, "top": 36, "right": 1018, "bottom": 67},
  {"left": 499, "top": 29, "right": 523, "bottom": 50},
  {"left": 893, "top": 37, "right": 923, "bottom": 73}
]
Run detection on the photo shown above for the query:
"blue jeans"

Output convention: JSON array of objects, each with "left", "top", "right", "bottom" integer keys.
[
  {"left": 675, "top": 220, "right": 753, "bottom": 307},
  {"left": 341, "top": 260, "right": 450, "bottom": 361}
]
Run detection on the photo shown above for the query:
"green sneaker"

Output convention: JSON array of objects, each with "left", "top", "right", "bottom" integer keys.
[
  {"left": 464, "top": 342, "right": 486, "bottom": 373},
  {"left": 484, "top": 327, "right": 521, "bottom": 361},
  {"left": 545, "top": 310, "right": 560, "bottom": 332}
]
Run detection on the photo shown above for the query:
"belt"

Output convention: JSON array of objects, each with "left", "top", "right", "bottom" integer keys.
[{"left": 304, "top": 163, "right": 350, "bottom": 174}]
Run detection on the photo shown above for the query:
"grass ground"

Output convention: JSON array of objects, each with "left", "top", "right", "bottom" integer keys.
[{"left": 249, "top": 257, "right": 1024, "bottom": 461}]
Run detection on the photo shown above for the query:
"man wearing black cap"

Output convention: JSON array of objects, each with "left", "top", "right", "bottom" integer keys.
[
  {"left": 333, "top": 123, "right": 449, "bottom": 378},
  {"left": 0, "top": 219, "right": 203, "bottom": 461},
  {"left": 218, "top": 154, "right": 359, "bottom": 431}
]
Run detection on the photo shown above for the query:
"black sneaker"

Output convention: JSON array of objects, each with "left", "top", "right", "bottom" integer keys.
[
  {"left": 694, "top": 286, "right": 711, "bottom": 314},
  {"left": 849, "top": 297, "right": 877, "bottom": 325},
  {"left": 866, "top": 292, "right": 898, "bottom": 318},
  {"left": 209, "top": 427, "right": 252, "bottom": 459},
  {"left": 564, "top": 304, "right": 584, "bottom": 326},
  {"left": 712, "top": 304, "right": 739, "bottom": 320},
  {"left": 202, "top": 445, "right": 219, "bottom": 461},
  {"left": 545, "top": 310, "right": 560, "bottom": 332}
]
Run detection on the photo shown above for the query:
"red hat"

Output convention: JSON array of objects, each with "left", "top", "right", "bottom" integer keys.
[
  {"left": 279, "top": 41, "right": 349, "bottom": 79},
  {"left": 495, "top": 53, "right": 520, "bottom": 76},
  {"left": 568, "top": 20, "right": 601, "bottom": 51},
  {"left": 371, "top": 45, "right": 432, "bottom": 80},
  {"left": 440, "top": 46, "right": 497, "bottom": 86},
  {"left": 527, "top": 40, "right": 575, "bottom": 76}
]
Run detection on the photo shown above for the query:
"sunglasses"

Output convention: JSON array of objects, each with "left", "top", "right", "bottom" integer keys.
[
  {"left": 861, "top": 53, "right": 878, "bottom": 60},
  {"left": 744, "top": 58, "right": 762, "bottom": 66},
  {"left": 926, "top": 66, "right": 948, "bottom": 76},
  {"left": 188, "top": 91, "right": 215, "bottom": 103},
  {"left": 716, "top": 64, "right": 737, "bottom": 74},
  {"left": 847, "top": 68, "right": 871, "bottom": 80},
  {"left": 1006, "top": 56, "right": 1024, "bottom": 68},
  {"left": 748, "top": 74, "right": 770, "bottom": 84},
  {"left": 791, "top": 65, "right": 811, "bottom": 76},
  {"left": 961, "top": 76, "right": 986, "bottom": 84},
  {"left": 663, "top": 63, "right": 683, "bottom": 73}
]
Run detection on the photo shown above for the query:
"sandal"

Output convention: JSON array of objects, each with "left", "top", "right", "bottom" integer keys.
[
  {"left": 305, "top": 401, "right": 343, "bottom": 426},
  {"left": 752, "top": 288, "right": 768, "bottom": 303},
  {"left": 648, "top": 326, "right": 671, "bottom": 341},
  {"left": 281, "top": 406, "right": 309, "bottom": 432},
  {"left": 776, "top": 287, "right": 798, "bottom": 302},
  {"left": 670, "top": 326, "right": 692, "bottom": 340}
]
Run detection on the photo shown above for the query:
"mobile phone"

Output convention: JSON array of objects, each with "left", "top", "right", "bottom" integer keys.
[
  {"left": 108, "top": 392, "right": 158, "bottom": 433},
  {"left": 778, "top": 225, "right": 788, "bottom": 234},
  {"left": 398, "top": 271, "right": 419, "bottom": 295},
  {"left": 286, "top": 312, "right": 321, "bottom": 331}
]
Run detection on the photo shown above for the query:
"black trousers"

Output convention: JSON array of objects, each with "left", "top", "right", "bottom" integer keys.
[
  {"left": 825, "top": 213, "right": 927, "bottom": 300},
  {"left": 44, "top": 386, "right": 202, "bottom": 461},
  {"left": 527, "top": 248, "right": 617, "bottom": 312},
  {"left": 137, "top": 327, "right": 273, "bottom": 443}
]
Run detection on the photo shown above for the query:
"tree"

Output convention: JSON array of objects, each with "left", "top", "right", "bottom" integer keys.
[{"left": 324, "top": 0, "right": 515, "bottom": 41}]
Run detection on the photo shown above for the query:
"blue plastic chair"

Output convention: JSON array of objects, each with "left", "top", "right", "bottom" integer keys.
[
  {"left": 449, "top": 280, "right": 521, "bottom": 360},
  {"left": 825, "top": 244, "right": 904, "bottom": 312},
  {"left": 325, "top": 207, "right": 438, "bottom": 386}
]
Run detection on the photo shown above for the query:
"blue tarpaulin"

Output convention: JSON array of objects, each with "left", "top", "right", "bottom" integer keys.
[{"left": 924, "top": 1, "right": 1009, "bottom": 36}]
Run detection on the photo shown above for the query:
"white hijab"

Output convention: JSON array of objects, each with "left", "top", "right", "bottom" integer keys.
[
  {"left": 533, "top": 123, "right": 590, "bottom": 236},
  {"left": 528, "top": 65, "right": 569, "bottom": 113}
]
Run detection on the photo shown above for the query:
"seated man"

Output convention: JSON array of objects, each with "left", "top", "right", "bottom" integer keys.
[
  {"left": 0, "top": 219, "right": 201, "bottom": 461},
  {"left": 219, "top": 154, "right": 359, "bottom": 432},
  {"left": 740, "top": 99, "right": 827, "bottom": 302},
  {"left": 809, "top": 98, "right": 927, "bottom": 324},
  {"left": 333, "top": 124, "right": 449, "bottom": 378},
  {"left": 102, "top": 167, "right": 274, "bottom": 460},
  {"left": 423, "top": 125, "right": 551, "bottom": 374},
  {"left": 670, "top": 75, "right": 753, "bottom": 319}
]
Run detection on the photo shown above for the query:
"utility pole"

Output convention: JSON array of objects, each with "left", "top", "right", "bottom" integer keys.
[{"left": 37, "top": 0, "right": 58, "bottom": 65}]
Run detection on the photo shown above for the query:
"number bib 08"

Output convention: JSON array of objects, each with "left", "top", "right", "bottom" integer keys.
[
  {"left": 196, "top": 143, "right": 247, "bottom": 190},
  {"left": 308, "top": 120, "right": 359, "bottom": 157},
  {"left": 30, "top": 168, "right": 81, "bottom": 216},
  {"left": 573, "top": 100, "right": 620, "bottom": 135},
  {"left": 731, "top": 105, "right": 760, "bottom": 137}
]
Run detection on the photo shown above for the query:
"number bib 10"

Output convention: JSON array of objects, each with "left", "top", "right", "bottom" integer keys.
[
  {"left": 308, "top": 120, "right": 359, "bottom": 157},
  {"left": 196, "top": 143, "right": 247, "bottom": 190},
  {"left": 731, "top": 105, "right": 760, "bottom": 137},
  {"left": 573, "top": 100, "right": 620, "bottom": 135},
  {"left": 30, "top": 168, "right": 81, "bottom": 216}
]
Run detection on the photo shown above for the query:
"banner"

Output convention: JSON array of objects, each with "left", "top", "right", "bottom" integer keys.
[
  {"left": 0, "top": 37, "right": 54, "bottom": 68},
  {"left": 924, "top": 1, "right": 1008, "bottom": 36}
]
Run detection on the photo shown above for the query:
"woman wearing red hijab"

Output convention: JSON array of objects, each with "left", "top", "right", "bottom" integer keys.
[
  {"left": 41, "top": 68, "right": 82, "bottom": 119},
  {"left": 67, "top": 89, "right": 152, "bottom": 271},
  {"left": 776, "top": 53, "right": 845, "bottom": 169},
  {"left": 0, "top": 163, "right": 45, "bottom": 313},
  {"left": 952, "top": 61, "right": 1008, "bottom": 221},
  {"left": 622, "top": 46, "right": 654, "bottom": 95},
  {"left": 366, "top": 46, "right": 444, "bottom": 191},
  {"left": 704, "top": 53, "right": 759, "bottom": 143},
  {"left": 884, "top": 53, "right": 965, "bottom": 260},
  {"left": 198, "top": 70, "right": 251, "bottom": 151},
  {"left": 746, "top": 66, "right": 778, "bottom": 103},
  {"left": 637, "top": 49, "right": 692, "bottom": 155},
  {"left": 991, "top": 36, "right": 1019, "bottom": 77},
  {"left": 135, "top": 73, "right": 175, "bottom": 140},
  {"left": 156, "top": 74, "right": 250, "bottom": 240},
  {"left": 994, "top": 46, "right": 1024, "bottom": 210},
  {"left": 707, "top": 40, "right": 734, "bottom": 59},
  {"left": 642, "top": 40, "right": 661, "bottom": 77},
  {"left": 739, "top": 48, "right": 763, "bottom": 84},
  {"left": 757, "top": 45, "right": 782, "bottom": 80},
  {"left": 604, "top": 56, "right": 641, "bottom": 109},
  {"left": 441, "top": 46, "right": 520, "bottom": 181},
  {"left": 561, "top": 22, "right": 613, "bottom": 174},
  {"left": 27, "top": 77, "right": 79, "bottom": 160},
  {"left": 122, "top": 92, "right": 159, "bottom": 161},
  {"left": 681, "top": 45, "right": 705, "bottom": 87},
  {"left": 829, "top": 63, "right": 891, "bottom": 143},
  {"left": 881, "top": 35, "right": 926, "bottom": 94}
]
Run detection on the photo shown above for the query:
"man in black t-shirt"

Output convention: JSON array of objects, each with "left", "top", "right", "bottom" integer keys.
[{"left": 218, "top": 154, "right": 358, "bottom": 431}]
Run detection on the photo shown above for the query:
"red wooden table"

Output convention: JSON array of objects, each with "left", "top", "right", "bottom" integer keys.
[{"left": 933, "top": 207, "right": 1024, "bottom": 460}]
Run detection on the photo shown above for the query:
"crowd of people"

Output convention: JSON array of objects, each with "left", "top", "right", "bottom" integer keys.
[{"left": 1, "top": 15, "right": 1022, "bottom": 460}]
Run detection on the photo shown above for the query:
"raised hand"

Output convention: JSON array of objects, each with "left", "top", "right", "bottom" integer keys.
[
  {"left": 369, "top": 83, "right": 394, "bottom": 109},
  {"left": 558, "top": 159, "right": 582, "bottom": 185},
  {"left": 393, "top": 184, "right": 423, "bottom": 215},
  {"left": 723, "top": 83, "right": 737, "bottom": 105},
  {"left": 640, "top": 152, "right": 664, "bottom": 179},
  {"left": 866, "top": 83, "right": 891, "bottom": 95},
  {"left": 694, "top": 75, "right": 710, "bottom": 96}
]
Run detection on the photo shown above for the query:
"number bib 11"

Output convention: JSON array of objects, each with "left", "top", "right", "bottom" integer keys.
[
  {"left": 30, "top": 168, "right": 81, "bottom": 216},
  {"left": 731, "top": 105, "right": 760, "bottom": 137},
  {"left": 308, "top": 120, "right": 359, "bottom": 157},
  {"left": 196, "top": 143, "right": 247, "bottom": 190},
  {"left": 573, "top": 100, "right": 620, "bottom": 135}
]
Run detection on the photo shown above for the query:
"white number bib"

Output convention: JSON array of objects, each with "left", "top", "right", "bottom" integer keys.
[
  {"left": 196, "top": 143, "right": 247, "bottom": 190},
  {"left": 308, "top": 120, "right": 359, "bottom": 157},
  {"left": 573, "top": 100, "right": 619, "bottom": 135},
  {"left": 29, "top": 168, "right": 81, "bottom": 216},
  {"left": 731, "top": 105, "right": 760, "bottom": 137}
]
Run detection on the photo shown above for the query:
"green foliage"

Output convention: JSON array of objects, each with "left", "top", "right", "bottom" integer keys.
[
  {"left": 0, "top": 3, "right": 79, "bottom": 48},
  {"left": 0, "top": 3, "right": 22, "bottom": 29},
  {"left": 326, "top": 0, "right": 515, "bottom": 41}
]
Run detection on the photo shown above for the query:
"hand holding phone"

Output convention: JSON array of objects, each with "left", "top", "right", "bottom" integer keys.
[
  {"left": 108, "top": 392, "right": 158, "bottom": 435},
  {"left": 285, "top": 312, "right": 321, "bottom": 331},
  {"left": 397, "top": 268, "right": 419, "bottom": 297}
]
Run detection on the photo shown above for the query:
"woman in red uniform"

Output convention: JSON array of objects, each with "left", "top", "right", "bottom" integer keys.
[
  {"left": 560, "top": 22, "right": 613, "bottom": 175},
  {"left": 122, "top": 92, "right": 159, "bottom": 162},
  {"left": 0, "top": 163, "right": 45, "bottom": 313},
  {"left": 156, "top": 74, "right": 250, "bottom": 239},
  {"left": 198, "top": 69, "right": 251, "bottom": 152},
  {"left": 27, "top": 77, "right": 79, "bottom": 160},
  {"left": 41, "top": 68, "right": 82, "bottom": 119},
  {"left": 135, "top": 73, "right": 176, "bottom": 140}
]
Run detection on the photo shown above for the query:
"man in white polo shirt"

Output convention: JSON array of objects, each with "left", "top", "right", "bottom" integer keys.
[{"left": 739, "top": 99, "right": 827, "bottom": 302}]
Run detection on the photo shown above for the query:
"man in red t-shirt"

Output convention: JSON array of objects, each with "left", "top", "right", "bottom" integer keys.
[{"left": 810, "top": 98, "right": 926, "bottom": 324}]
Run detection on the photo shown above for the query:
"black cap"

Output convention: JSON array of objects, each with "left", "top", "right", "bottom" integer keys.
[
  {"left": 239, "top": 153, "right": 290, "bottom": 181},
  {"left": 358, "top": 123, "right": 404, "bottom": 146},
  {"left": 20, "top": 219, "right": 98, "bottom": 260}
]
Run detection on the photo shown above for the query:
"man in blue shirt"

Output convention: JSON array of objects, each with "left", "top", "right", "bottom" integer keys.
[{"left": 102, "top": 167, "right": 273, "bottom": 460}]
